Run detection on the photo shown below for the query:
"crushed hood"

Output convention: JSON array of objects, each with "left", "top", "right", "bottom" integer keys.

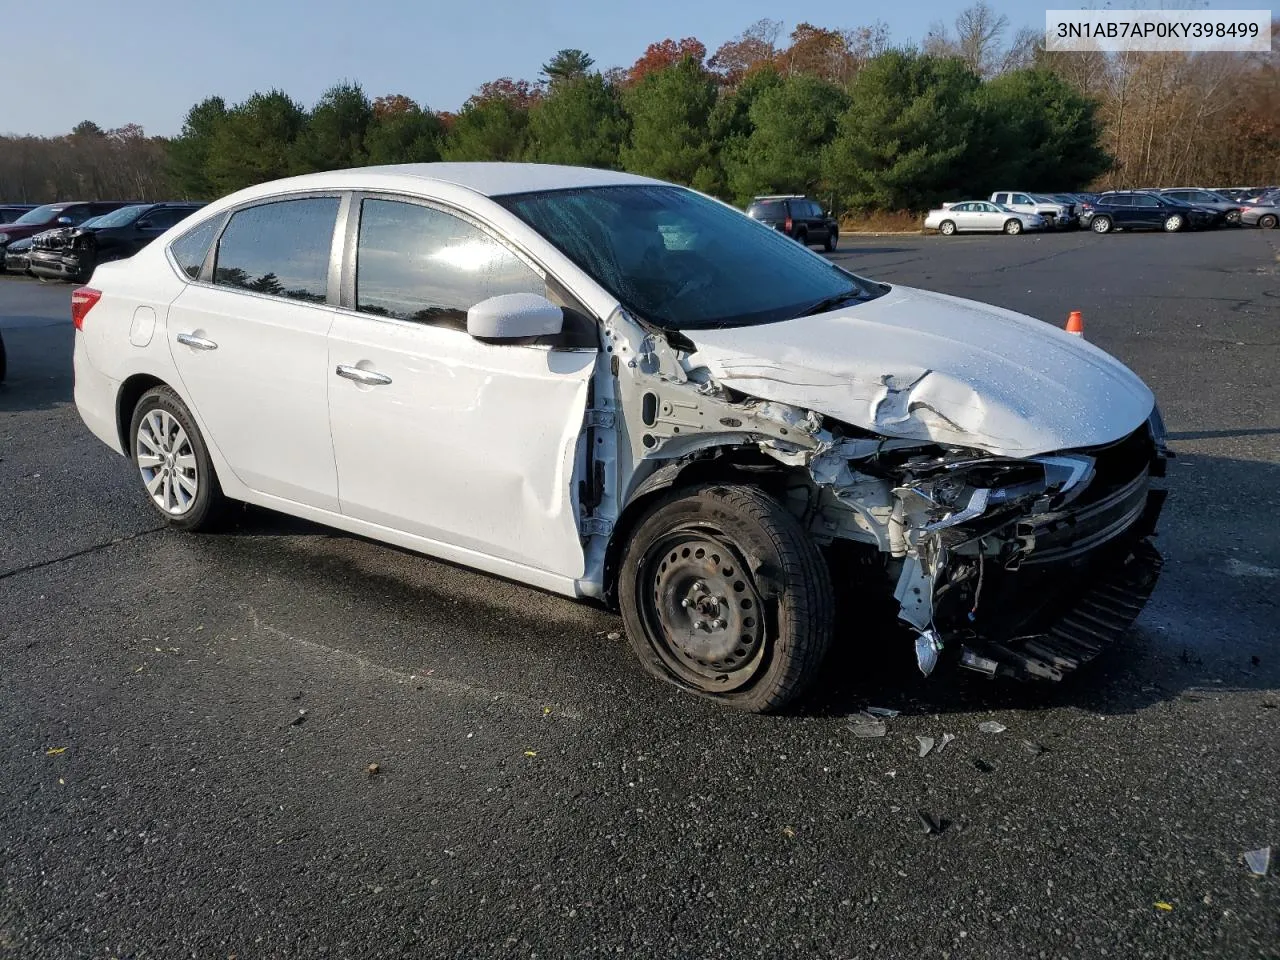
[{"left": 686, "top": 285, "right": 1154, "bottom": 458}]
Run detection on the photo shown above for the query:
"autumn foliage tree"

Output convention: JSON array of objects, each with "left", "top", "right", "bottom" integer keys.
[{"left": 628, "top": 38, "right": 709, "bottom": 84}]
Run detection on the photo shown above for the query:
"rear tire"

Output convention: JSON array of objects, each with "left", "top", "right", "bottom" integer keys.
[
  {"left": 129, "top": 386, "right": 227, "bottom": 531},
  {"left": 1004, "top": 218, "right": 1023, "bottom": 235},
  {"left": 794, "top": 229, "right": 808, "bottom": 247},
  {"left": 1259, "top": 214, "right": 1278, "bottom": 230},
  {"left": 1091, "top": 216, "right": 1113, "bottom": 234},
  {"left": 618, "top": 483, "right": 834, "bottom": 713},
  {"left": 1163, "top": 214, "right": 1185, "bottom": 232},
  {"left": 939, "top": 220, "right": 956, "bottom": 236}
]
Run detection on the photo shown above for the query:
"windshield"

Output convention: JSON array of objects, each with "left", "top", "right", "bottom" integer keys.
[
  {"left": 14, "top": 203, "right": 65, "bottom": 225},
  {"left": 497, "top": 185, "right": 881, "bottom": 330},
  {"left": 89, "top": 205, "right": 148, "bottom": 228}
]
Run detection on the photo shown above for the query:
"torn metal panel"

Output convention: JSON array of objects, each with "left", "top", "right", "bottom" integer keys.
[{"left": 685, "top": 284, "right": 1155, "bottom": 457}]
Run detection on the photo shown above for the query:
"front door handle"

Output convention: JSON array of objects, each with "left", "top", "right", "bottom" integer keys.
[
  {"left": 335, "top": 364, "right": 392, "bottom": 386},
  {"left": 176, "top": 332, "right": 218, "bottom": 350}
]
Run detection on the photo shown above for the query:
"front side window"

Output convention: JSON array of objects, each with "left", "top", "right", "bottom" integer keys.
[
  {"left": 213, "top": 197, "right": 339, "bottom": 303},
  {"left": 355, "top": 198, "right": 544, "bottom": 326},
  {"left": 169, "top": 217, "right": 221, "bottom": 279},
  {"left": 1013, "top": 194, "right": 1033, "bottom": 205},
  {"left": 498, "top": 185, "right": 882, "bottom": 331}
]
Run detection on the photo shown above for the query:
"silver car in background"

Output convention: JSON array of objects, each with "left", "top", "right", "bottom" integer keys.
[
  {"left": 925, "top": 201, "right": 1046, "bottom": 236},
  {"left": 1239, "top": 195, "right": 1279, "bottom": 229}
]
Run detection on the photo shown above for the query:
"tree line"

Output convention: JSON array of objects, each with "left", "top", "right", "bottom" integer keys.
[{"left": 2, "top": 9, "right": 1276, "bottom": 211}]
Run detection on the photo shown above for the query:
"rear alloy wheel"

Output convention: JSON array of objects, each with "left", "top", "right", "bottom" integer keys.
[
  {"left": 1259, "top": 214, "right": 1278, "bottom": 230},
  {"left": 1163, "top": 214, "right": 1185, "bottom": 232},
  {"left": 130, "top": 386, "right": 226, "bottom": 531},
  {"left": 1091, "top": 216, "right": 1113, "bottom": 234},
  {"left": 1004, "top": 218, "right": 1023, "bottom": 235},
  {"left": 618, "top": 484, "right": 834, "bottom": 713},
  {"left": 939, "top": 220, "right": 957, "bottom": 236}
]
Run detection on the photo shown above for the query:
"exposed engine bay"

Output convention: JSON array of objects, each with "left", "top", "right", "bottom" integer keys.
[{"left": 589, "top": 308, "right": 1168, "bottom": 681}]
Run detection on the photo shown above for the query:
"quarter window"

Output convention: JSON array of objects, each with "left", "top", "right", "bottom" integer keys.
[
  {"left": 213, "top": 197, "right": 339, "bottom": 303},
  {"left": 169, "top": 216, "right": 221, "bottom": 280},
  {"left": 354, "top": 198, "right": 543, "bottom": 327}
]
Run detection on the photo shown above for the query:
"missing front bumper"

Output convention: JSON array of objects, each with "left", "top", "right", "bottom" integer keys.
[{"left": 958, "top": 536, "right": 1164, "bottom": 681}]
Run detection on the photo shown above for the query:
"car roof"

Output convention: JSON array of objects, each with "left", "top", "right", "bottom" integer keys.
[{"left": 217, "top": 163, "right": 663, "bottom": 203}]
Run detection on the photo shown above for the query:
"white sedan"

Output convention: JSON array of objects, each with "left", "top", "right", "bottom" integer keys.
[
  {"left": 73, "top": 163, "right": 1166, "bottom": 711},
  {"left": 925, "top": 201, "right": 1046, "bottom": 236}
]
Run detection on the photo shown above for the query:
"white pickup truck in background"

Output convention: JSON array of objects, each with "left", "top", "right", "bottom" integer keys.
[{"left": 990, "top": 191, "right": 1077, "bottom": 229}]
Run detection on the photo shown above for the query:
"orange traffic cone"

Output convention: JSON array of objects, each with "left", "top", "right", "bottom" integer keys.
[{"left": 1065, "top": 311, "right": 1084, "bottom": 336}]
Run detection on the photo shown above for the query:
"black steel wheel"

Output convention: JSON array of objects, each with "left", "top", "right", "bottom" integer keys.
[{"left": 618, "top": 484, "right": 834, "bottom": 712}]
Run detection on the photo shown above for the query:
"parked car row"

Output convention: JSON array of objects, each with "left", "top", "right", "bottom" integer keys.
[
  {"left": 926, "top": 185, "right": 1280, "bottom": 236},
  {"left": 1, "top": 200, "right": 204, "bottom": 280}
]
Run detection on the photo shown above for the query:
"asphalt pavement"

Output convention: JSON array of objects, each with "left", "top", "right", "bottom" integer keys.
[{"left": 1, "top": 228, "right": 1278, "bottom": 959}]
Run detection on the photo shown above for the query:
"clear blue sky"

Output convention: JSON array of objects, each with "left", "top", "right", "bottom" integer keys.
[{"left": 6, "top": 0, "right": 1058, "bottom": 137}]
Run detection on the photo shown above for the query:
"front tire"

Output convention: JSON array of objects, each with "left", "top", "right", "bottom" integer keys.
[
  {"left": 939, "top": 220, "right": 956, "bottom": 236},
  {"left": 1091, "top": 216, "right": 1113, "bottom": 234},
  {"left": 1004, "top": 218, "right": 1023, "bottom": 235},
  {"left": 129, "top": 386, "right": 226, "bottom": 531},
  {"left": 824, "top": 230, "right": 838, "bottom": 252},
  {"left": 618, "top": 484, "right": 834, "bottom": 713}
]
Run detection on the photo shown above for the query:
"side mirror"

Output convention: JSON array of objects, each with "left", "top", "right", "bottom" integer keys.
[
  {"left": 136, "top": 220, "right": 153, "bottom": 230},
  {"left": 467, "top": 293, "right": 563, "bottom": 342}
]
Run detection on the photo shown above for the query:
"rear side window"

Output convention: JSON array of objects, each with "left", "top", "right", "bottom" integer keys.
[
  {"left": 354, "top": 198, "right": 543, "bottom": 327},
  {"left": 213, "top": 197, "right": 339, "bottom": 303},
  {"left": 749, "top": 201, "right": 786, "bottom": 218},
  {"left": 169, "top": 217, "right": 221, "bottom": 279},
  {"left": 1132, "top": 194, "right": 1159, "bottom": 208}
]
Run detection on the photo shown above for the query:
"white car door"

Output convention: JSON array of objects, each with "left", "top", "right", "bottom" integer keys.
[
  {"left": 167, "top": 196, "right": 342, "bottom": 510},
  {"left": 325, "top": 196, "right": 595, "bottom": 579},
  {"left": 1009, "top": 193, "right": 1036, "bottom": 216}
]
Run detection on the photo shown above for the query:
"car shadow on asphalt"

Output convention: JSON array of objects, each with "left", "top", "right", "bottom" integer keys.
[{"left": 195, "top": 453, "right": 1280, "bottom": 722}]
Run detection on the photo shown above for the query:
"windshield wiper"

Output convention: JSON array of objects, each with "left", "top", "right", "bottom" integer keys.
[{"left": 796, "top": 289, "right": 864, "bottom": 318}]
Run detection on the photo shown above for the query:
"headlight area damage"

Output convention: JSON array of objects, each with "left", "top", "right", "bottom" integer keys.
[{"left": 597, "top": 311, "right": 1167, "bottom": 683}]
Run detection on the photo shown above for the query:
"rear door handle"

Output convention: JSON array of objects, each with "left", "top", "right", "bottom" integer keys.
[
  {"left": 335, "top": 364, "right": 392, "bottom": 386},
  {"left": 176, "top": 333, "right": 217, "bottom": 351}
]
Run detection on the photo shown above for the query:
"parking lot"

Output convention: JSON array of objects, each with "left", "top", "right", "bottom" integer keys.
[{"left": 2, "top": 228, "right": 1278, "bottom": 958}]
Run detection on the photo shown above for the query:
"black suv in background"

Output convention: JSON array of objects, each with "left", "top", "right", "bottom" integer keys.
[
  {"left": 1083, "top": 191, "right": 1219, "bottom": 233},
  {"left": 746, "top": 195, "right": 840, "bottom": 251},
  {"left": 28, "top": 202, "right": 204, "bottom": 282}
]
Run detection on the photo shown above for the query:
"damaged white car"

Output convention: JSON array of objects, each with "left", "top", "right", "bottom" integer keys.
[{"left": 72, "top": 164, "right": 1168, "bottom": 712}]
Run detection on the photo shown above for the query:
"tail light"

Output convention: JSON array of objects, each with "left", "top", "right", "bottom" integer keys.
[
  {"left": 784, "top": 215, "right": 793, "bottom": 232},
  {"left": 71, "top": 287, "right": 102, "bottom": 330}
]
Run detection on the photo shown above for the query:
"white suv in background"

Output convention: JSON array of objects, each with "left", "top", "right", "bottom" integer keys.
[{"left": 989, "top": 191, "right": 1074, "bottom": 229}]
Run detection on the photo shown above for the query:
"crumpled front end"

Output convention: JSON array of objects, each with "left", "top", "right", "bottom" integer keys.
[{"left": 807, "top": 414, "right": 1168, "bottom": 680}]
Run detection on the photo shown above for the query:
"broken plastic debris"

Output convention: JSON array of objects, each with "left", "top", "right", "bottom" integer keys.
[
  {"left": 782, "top": 826, "right": 795, "bottom": 838},
  {"left": 1154, "top": 901, "right": 1173, "bottom": 912},
  {"left": 915, "top": 630, "right": 942, "bottom": 676},
  {"left": 849, "top": 713, "right": 888, "bottom": 738},
  {"left": 864, "top": 707, "right": 900, "bottom": 718},
  {"left": 972, "top": 757, "right": 994, "bottom": 773},
  {"left": 1021, "top": 739, "right": 1048, "bottom": 756},
  {"left": 543, "top": 706, "right": 552, "bottom": 716},
  {"left": 978, "top": 721, "right": 1007, "bottom": 734},
  {"left": 524, "top": 750, "right": 537, "bottom": 757},
  {"left": 937, "top": 733, "right": 956, "bottom": 754},
  {"left": 366, "top": 763, "right": 380, "bottom": 778},
  {"left": 918, "top": 810, "right": 948, "bottom": 836},
  {"left": 290, "top": 709, "right": 308, "bottom": 727},
  {"left": 606, "top": 631, "right": 622, "bottom": 641},
  {"left": 1243, "top": 846, "right": 1271, "bottom": 876},
  {"left": 45, "top": 747, "right": 67, "bottom": 756},
  {"left": 917, "top": 736, "right": 935, "bottom": 758}
]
